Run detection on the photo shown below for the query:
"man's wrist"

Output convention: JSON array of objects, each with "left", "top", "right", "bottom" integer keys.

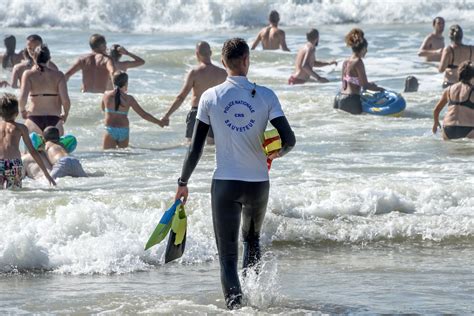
[{"left": 178, "top": 177, "right": 188, "bottom": 187}]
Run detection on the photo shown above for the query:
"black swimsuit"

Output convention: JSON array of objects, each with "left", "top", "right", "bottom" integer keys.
[{"left": 444, "top": 86, "right": 474, "bottom": 139}]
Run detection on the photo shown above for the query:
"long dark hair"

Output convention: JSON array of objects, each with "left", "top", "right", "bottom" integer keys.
[
  {"left": 113, "top": 72, "right": 128, "bottom": 111},
  {"left": 3, "top": 35, "right": 16, "bottom": 69},
  {"left": 35, "top": 44, "right": 51, "bottom": 72},
  {"left": 110, "top": 44, "right": 121, "bottom": 62}
]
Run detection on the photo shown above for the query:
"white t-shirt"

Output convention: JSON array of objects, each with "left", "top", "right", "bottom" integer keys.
[{"left": 197, "top": 76, "right": 285, "bottom": 181}]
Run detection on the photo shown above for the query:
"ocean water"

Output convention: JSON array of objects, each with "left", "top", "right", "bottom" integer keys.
[{"left": 1, "top": 0, "right": 474, "bottom": 314}]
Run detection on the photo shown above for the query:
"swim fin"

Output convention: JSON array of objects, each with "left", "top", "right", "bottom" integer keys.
[
  {"left": 164, "top": 203, "right": 187, "bottom": 263},
  {"left": 144, "top": 199, "right": 181, "bottom": 250}
]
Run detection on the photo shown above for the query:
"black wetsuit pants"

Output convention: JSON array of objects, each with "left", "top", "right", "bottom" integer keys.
[{"left": 211, "top": 179, "right": 270, "bottom": 308}]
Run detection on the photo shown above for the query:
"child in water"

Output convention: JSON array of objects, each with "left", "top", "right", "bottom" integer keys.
[
  {"left": 101, "top": 71, "right": 165, "bottom": 149},
  {"left": 0, "top": 93, "right": 55, "bottom": 188},
  {"left": 43, "top": 126, "right": 87, "bottom": 179}
]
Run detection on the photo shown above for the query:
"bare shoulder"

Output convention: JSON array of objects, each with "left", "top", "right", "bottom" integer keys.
[{"left": 15, "top": 122, "right": 28, "bottom": 133}]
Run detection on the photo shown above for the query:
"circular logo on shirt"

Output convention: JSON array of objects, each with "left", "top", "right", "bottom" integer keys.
[{"left": 223, "top": 100, "right": 256, "bottom": 133}]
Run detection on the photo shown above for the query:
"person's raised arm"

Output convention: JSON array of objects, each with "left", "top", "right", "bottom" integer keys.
[
  {"left": 174, "top": 119, "right": 209, "bottom": 204},
  {"left": 58, "top": 73, "right": 71, "bottom": 123},
  {"left": 105, "top": 57, "right": 116, "bottom": 82},
  {"left": 433, "top": 88, "right": 449, "bottom": 133},
  {"left": 10, "top": 64, "right": 22, "bottom": 89},
  {"left": 18, "top": 71, "right": 32, "bottom": 119},
  {"left": 161, "top": 70, "right": 194, "bottom": 125},
  {"left": 251, "top": 31, "right": 262, "bottom": 50},
  {"left": 302, "top": 47, "right": 328, "bottom": 83},
  {"left": 20, "top": 124, "right": 56, "bottom": 186},
  {"left": 117, "top": 47, "right": 145, "bottom": 70},
  {"left": 129, "top": 96, "right": 164, "bottom": 127},
  {"left": 438, "top": 46, "right": 450, "bottom": 73},
  {"left": 64, "top": 59, "right": 82, "bottom": 81},
  {"left": 280, "top": 30, "right": 290, "bottom": 52},
  {"left": 268, "top": 116, "right": 296, "bottom": 160}
]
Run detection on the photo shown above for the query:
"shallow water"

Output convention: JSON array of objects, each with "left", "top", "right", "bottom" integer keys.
[{"left": 1, "top": 5, "right": 474, "bottom": 314}]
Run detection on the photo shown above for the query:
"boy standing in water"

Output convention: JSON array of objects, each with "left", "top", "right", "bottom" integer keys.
[
  {"left": 251, "top": 10, "right": 290, "bottom": 51},
  {"left": 0, "top": 94, "right": 55, "bottom": 189},
  {"left": 174, "top": 38, "right": 296, "bottom": 309},
  {"left": 418, "top": 17, "right": 445, "bottom": 62}
]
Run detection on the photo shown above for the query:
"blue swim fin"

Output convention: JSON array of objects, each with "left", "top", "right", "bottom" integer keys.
[{"left": 144, "top": 199, "right": 181, "bottom": 250}]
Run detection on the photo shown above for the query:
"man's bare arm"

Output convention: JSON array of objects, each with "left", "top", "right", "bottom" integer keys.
[
  {"left": 58, "top": 74, "right": 71, "bottom": 123},
  {"left": 418, "top": 36, "right": 442, "bottom": 58},
  {"left": 162, "top": 70, "right": 194, "bottom": 123},
  {"left": 314, "top": 60, "right": 337, "bottom": 67},
  {"left": 251, "top": 31, "right": 262, "bottom": 50},
  {"left": 279, "top": 30, "right": 290, "bottom": 52},
  {"left": 64, "top": 59, "right": 82, "bottom": 81},
  {"left": 301, "top": 48, "right": 327, "bottom": 82},
  {"left": 10, "top": 64, "right": 22, "bottom": 89},
  {"left": 18, "top": 71, "right": 32, "bottom": 118}
]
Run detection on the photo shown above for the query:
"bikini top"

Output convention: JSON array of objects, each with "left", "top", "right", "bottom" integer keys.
[
  {"left": 104, "top": 108, "right": 128, "bottom": 116},
  {"left": 447, "top": 46, "right": 473, "bottom": 69},
  {"left": 342, "top": 61, "right": 361, "bottom": 88},
  {"left": 448, "top": 85, "right": 474, "bottom": 109}
]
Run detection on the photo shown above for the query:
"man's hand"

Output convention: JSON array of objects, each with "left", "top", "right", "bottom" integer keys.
[{"left": 175, "top": 185, "right": 189, "bottom": 205}]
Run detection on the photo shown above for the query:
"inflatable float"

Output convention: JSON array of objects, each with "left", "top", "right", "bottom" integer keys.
[
  {"left": 361, "top": 90, "right": 406, "bottom": 117},
  {"left": 30, "top": 132, "right": 78, "bottom": 153}
]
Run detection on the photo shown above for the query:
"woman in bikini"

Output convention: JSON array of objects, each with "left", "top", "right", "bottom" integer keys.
[
  {"left": 109, "top": 45, "right": 145, "bottom": 72},
  {"left": 101, "top": 72, "right": 164, "bottom": 149},
  {"left": 439, "top": 25, "right": 474, "bottom": 88},
  {"left": 433, "top": 61, "right": 474, "bottom": 140},
  {"left": 18, "top": 45, "right": 70, "bottom": 135},
  {"left": 334, "top": 28, "right": 384, "bottom": 115}
]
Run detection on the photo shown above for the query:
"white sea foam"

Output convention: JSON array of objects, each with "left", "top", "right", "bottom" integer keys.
[{"left": 0, "top": 0, "right": 472, "bottom": 32}]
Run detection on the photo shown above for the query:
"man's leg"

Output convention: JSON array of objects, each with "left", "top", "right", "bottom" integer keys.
[
  {"left": 211, "top": 179, "right": 243, "bottom": 309},
  {"left": 241, "top": 181, "right": 269, "bottom": 272}
]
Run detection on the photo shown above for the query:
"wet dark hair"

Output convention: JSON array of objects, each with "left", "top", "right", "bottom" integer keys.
[
  {"left": 221, "top": 38, "right": 249, "bottom": 70},
  {"left": 269, "top": 10, "right": 280, "bottom": 24},
  {"left": 110, "top": 44, "right": 121, "bottom": 62},
  {"left": 35, "top": 45, "right": 51, "bottom": 72},
  {"left": 3, "top": 35, "right": 16, "bottom": 69},
  {"left": 90, "top": 34, "right": 106, "bottom": 50},
  {"left": 345, "top": 28, "right": 368, "bottom": 53},
  {"left": 432, "top": 16, "right": 444, "bottom": 26},
  {"left": 458, "top": 61, "right": 474, "bottom": 84},
  {"left": 404, "top": 76, "right": 419, "bottom": 92},
  {"left": 26, "top": 34, "right": 43, "bottom": 44},
  {"left": 43, "top": 126, "right": 60, "bottom": 143},
  {"left": 0, "top": 93, "right": 19, "bottom": 120},
  {"left": 306, "top": 29, "right": 319, "bottom": 42},
  {"left": 113, "top": 71, "right": 128, "bottom": 111},
  {"left": 449, "top": 25, "right": 463, "bottom": 43}
]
